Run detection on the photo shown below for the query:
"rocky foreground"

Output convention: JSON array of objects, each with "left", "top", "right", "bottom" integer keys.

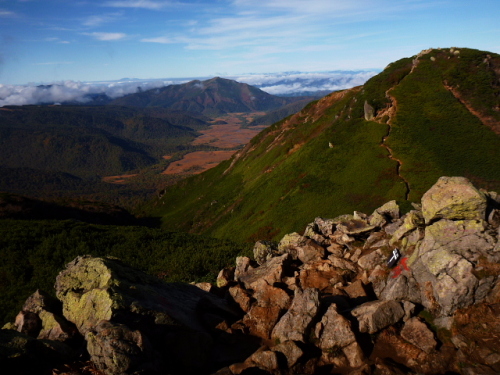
[{"left": 2, "top": 176, "right": 500, "bottom": 375}]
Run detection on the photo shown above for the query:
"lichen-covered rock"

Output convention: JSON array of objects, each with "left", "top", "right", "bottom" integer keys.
[
  {"left": 55, "top": 256, "right": 237, "bottom": 335},
  {"left": 277, "top": 232, "right": 305, "bottom": 256},
  {"left": 253, "top": 240, "right": 278, "bottom": 265},
  {"left": 351, "top": 300, "right": 404, "bottom": 334},
  {"left": 272, "top": 288, "right": 320, "bottom": 343},
  {"left": 19, "top": 290, "right": 79, "bottom": 343},
  {"left": 408, "top": 219, "right": 496, "bottom": 315},
  {"left": 86, "top": 320, "right": 158, "bottom": 375},
  {"left": 421, "top": 176, "right": 487, "bottom": 223},
  {"left": 364, "top": 100, "right": 375, "bottom": 121},
  {"left": 390, "top": 210, "right": 424, "bottom": 246},
  {"left": 369, "top": 200, "right": 400, "bottom": 227},
  {"left": 217, "top": 267, "right": 235, "bottom": 288}
]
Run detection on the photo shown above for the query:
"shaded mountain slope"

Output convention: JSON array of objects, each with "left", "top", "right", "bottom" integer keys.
[
  {"left": 0, "top": 105, "right": 206, "bottom": 179},
  {"left": 146, "top": 48, "right": 500, "bottom": 242},
  {"left": 110, "top": 77, "right": 310, "bottom": 116}
]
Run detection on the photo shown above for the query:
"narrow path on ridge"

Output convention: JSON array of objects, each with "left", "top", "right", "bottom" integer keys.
[{"left": 377, "top": 90, "right": 411, "bottom": 201}]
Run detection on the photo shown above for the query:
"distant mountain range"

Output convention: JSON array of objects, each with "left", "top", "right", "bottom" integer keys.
[
  {"left": 109, "top": 77, "right": 313, "bottom": 116},
  {"left": 147, "top": 47, "right": 500, "bottom": 242}
]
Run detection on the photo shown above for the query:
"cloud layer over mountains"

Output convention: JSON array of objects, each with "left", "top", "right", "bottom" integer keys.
[{"left": 0, "top": 71, "right": 377, "bottom": 107}]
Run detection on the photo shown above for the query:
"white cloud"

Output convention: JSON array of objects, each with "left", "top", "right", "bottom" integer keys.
[
  {"left": 83, "top": 32, "right": 127, "bottom": 41},
  {"left": 0, "top": 71, "right": 377, "bottom": 107},
  {"left": 82, "top": 13, "right": 123, "bottom": 27},
  {"left": 0, "top": 9, "right": 15, "bottom": 17},
  {"left": 32, "top": 61, "right": 74, "bottom": 66},
  {"left": 102, "top": 0, "right": 174, "bottom": 10},
  {"left": 232, "top": 71, "right": 378, "bottom": 95},
  {"left": 141, "top": 36, "right": 173, "bottom": 44}
]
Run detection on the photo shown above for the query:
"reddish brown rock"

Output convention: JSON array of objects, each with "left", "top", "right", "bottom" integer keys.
[
  {"left": 250, "top": 350, "right": 279, "bottom": 371},
  {"left": 343, "top": 280, "right": 368, "bottom": 300},
  {"left": 400, "top": 317, "right": 437, "bottom": 353},
  {"left": 272, "top": 340, "right": 303, "bottom": 368},
  {"left": 299, "top": 261, "right": 344, "bottom": 291},
  {"left": 296, "top": 238, "right": 326, "bottom": 263},
  {"left": 228, "top": 284, "right": 253, "bottom": 313}
]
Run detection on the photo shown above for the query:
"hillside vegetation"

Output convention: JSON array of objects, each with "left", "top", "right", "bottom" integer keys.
[
  {"left": 0, "top": 219, "right": 251, "bottom": 324},
  {"left": 146, "top": 48, "right": 500, "bottom": 242}
]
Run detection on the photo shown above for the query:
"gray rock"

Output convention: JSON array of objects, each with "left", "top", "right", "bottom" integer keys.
[
  {"left": 237, "top": 253, "right": 292, "bottom": 290},
  {"left": 86, "top": 320, "right": 158, "bottom": 375},
  {"left": 249, "top": 350, "right": 279, "bottom": 371},
  {"left": 234, "top": 257, "right": 254, "bottom": 282},
  {"left": 364, "top": 100, "right": 375, "bottom": 121},
  {"left": 336, "top": 219, "right": 376, "bottom": 236},
  {"left": 400, "top": 317, "right": 437, "bottom": 353},
  {"left": 390, "top": 210, "right": 424, "bottom": 246},
  {"left": 351, "top": 300, "right": 404, "bottom": 334},
  {"left": 296, "top": 238, "right": 326, "bottom": 263},
  {"left": 421, "top": 176, "right": 487, "bottom": 223},
  {"left": 358, "top": 249, "right": 386, "bottom": 270},
  {"left": 277, "top": 232, "right": 306, "bottom": 257},
  {"left": 272, "top": 340, "right": 303, "bottom": 368},
  {"left": 379, "top": 275, "right": 422, "bottom": 304},
  {"left": 408, "top": 219, "right": 495, "bottom": 315},
  {"left": 314, "top": 217, "right": 337, "bottom": 237},
  {"left": 317, "top": 304, "right": 356, "bottom": 350},
  {"left": 272, "top": 288, "right": 320, "bottom": 343},
  {"left": 369, "top": 200, "right": 400, "bottom": 227},
  {"left": 253, "top": 240, "right": 278, "bottom": 265},
  {"left": 304, "top": 222, "right": 331, "bottom": 246}
]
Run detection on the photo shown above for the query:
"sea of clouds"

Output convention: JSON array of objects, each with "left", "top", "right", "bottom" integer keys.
[{"left": 0, "top": 71, "right": 378, "bottom": 107}]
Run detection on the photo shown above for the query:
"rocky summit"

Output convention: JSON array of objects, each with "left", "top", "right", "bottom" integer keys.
[{"left": 2, "top": 176, "right": 500, "bottom": 374}]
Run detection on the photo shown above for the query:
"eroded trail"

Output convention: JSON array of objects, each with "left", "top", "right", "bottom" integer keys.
[{"left": 377, "top": 90, "right": 411, "bottom": 201}]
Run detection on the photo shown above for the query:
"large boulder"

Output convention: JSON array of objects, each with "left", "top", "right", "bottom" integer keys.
[
  {"left": 54, "top": 255, "right": 239, "bottom": 373},
  {"left": 409, "top": 219, "right": 497, "bottom": 315},
  {"left": 421, "top": 176, "right": 487, "bottom": 223}
]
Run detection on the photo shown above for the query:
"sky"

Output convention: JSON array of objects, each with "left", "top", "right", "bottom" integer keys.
[{"left": 0, "top": 0, "right": 499, "bottom": 86}]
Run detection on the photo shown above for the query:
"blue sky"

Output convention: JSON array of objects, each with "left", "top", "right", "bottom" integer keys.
[{"left": 1, "top": 0, "right": 499, "bottom": 85}]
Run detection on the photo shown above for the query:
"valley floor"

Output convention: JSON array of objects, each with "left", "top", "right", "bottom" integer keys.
[{"left": 162, "top": 113, "right": 267, "bottom": 176}]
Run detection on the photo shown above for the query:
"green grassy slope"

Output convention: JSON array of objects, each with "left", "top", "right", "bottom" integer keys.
[{"left": 146, "top": 48, "right": 500, "bottom": 243}]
